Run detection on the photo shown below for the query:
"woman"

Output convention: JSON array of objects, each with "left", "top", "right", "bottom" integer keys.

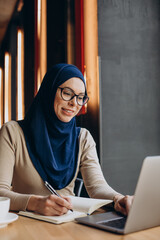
[{"left": 0, "top": 64, "right": 133, "bottom": 216}]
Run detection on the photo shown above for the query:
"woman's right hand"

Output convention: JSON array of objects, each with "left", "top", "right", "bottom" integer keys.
[
  {"left": 27, "top": 195, "right": 72, "bottom": 216},
  {"left": 113, "top": 194, "right": 134, "bottom": 216}
]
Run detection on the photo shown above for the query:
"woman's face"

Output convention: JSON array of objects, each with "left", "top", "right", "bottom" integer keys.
[{"left": 54, "top": 77, "right": 85, "bottom": 122}]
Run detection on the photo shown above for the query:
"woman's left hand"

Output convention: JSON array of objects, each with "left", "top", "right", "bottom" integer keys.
[{"left": 113, "top": 194, "right": 134, "bottom": 216}]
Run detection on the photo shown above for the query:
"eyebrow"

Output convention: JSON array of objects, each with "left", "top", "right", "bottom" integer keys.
[{"left": 63, "top": 87, "right": 85, "bottom": 95}]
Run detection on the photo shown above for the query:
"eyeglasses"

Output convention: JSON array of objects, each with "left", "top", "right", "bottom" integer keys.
[{"left": 58, "top": 87, "right": 89, "bottom": 106}]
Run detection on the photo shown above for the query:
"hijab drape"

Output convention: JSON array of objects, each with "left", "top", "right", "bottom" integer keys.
[{"left": 18, "top": 64, "right": 87, "bottom": 189}]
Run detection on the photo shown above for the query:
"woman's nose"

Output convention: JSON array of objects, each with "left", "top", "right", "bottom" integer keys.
[{"left": 69, "top": 95, "right": 77, "bottom": 106}]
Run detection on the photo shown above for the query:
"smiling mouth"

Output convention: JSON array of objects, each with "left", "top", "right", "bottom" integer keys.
[
  {"left": 63, "top": 108, "right": 73, "bottom": 112},
  {"left": 62, "top": 108, "right": 74, "bottom": 114}
]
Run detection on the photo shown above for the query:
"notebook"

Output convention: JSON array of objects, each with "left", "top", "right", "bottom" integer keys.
[
  {"left": 19, "top": 196, "right": 112, "bottom": 224},
  {"left": 75, "top": 156, "right": 160, "bottom": 234}
]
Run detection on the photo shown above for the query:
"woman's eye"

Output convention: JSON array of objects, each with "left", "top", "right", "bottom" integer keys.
[
  {"left": 78, "top": 96, "right": 84, "bottom": 100},
  {"left": 63, "top": 91, "right": 72, "bottom": 96}
]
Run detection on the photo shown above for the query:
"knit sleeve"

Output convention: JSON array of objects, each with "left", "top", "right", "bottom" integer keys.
[
  {"left": 79, "top": 128, "right": 120, "bottom": 200},
  {"left": 0, "top": 122, "right": 32, "bottom": 211}
]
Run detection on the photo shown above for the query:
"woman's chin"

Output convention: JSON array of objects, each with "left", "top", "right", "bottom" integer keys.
[{"left": 57, "top": 115, "right": 73, "bottom": 123}]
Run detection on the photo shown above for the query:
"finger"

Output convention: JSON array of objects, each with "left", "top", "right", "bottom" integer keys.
[
  {"left": 46, "top": 197, "right": 69, "bottom": 215},
  {"left": 42, "top": 205, "right": 67, "bottom": 216},
  {"left": 125, "top": 196, "right": 133, "bottom": 214},
  {"left": 62, "top": 196, "right": 73, "bottom": 209},
  {"left": 62, "top": 196, "right": 72, "bottom": 205},
  {"left": 117, "top": 195, "right": 133, "bottom": 215},
  {"left": 55, "top": 196, "right": 72, "bottom": 208},
  {"left": 115, "top": 202, "right": 127, "bottom": 216},
  {"left": 114, "top": 196, "right": 128, "bottom": 215},
  {"left": 117, "top": 196, "right": 128, "bottom": 207},
  {"left": 53, "top": 205, "right": 69, "bottom": 215},
  {"left": 49, "top": 195, "right": 72, "bottom": 211}
]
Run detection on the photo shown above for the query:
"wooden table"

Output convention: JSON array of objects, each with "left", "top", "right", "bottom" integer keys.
[{"left": 0, "top": 214, "right": 160, "bottom": 240}]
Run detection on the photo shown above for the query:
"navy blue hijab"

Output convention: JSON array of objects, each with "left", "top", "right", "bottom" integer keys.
[{"left": 19, "top": 64, "right": 87, "bottom": 189}]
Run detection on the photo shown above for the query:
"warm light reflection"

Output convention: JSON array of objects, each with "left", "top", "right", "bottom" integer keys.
[
  {"left": 67, "top": 0, "right": 75, "bottom": 64},
  {"left": 4, "top": 52, "right": 11, "bottom": 123},
  {"left": 84, "top": 0, "right": 99, "bottom": 111},
  {"left": 37, "top": 67, "right": 41, "bottom": 91},
  {"left": 35, "top": 0, "right": 47, "bottom": 93},
  {"left": 0, "top": 68, "right": 3, "bottom": 128},
  {"left": 83, "top": 65, "right": 87, "bottom": 112},
  {"left": 37, "top": 0, "right": 41, "bottom": 91},
  {"left": 37, "top": 0, "right": 41, "bottom": 39},
  {"left": 17, "top": 29, "right": 24, "bottom": 120},
  {"left": 40, "top": 0, "right": 47, "bottom": 89}
]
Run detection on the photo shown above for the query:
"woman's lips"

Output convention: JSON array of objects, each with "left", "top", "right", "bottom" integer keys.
[{"left": 62, "top": 108, "right": 74, "bottom": 116}]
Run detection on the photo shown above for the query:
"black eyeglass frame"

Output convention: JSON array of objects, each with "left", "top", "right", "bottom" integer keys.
[{"left": 58, "top": 87, "right": 89, "bottom": 106}]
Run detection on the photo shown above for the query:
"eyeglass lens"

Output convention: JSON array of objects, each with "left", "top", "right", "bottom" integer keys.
[{"left": 60, "top": 87, "right": 88, "bottom": 106}]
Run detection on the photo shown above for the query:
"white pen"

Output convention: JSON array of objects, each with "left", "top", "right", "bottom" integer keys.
[
  {"left": 45, "top": 181, "right": 61, "bottom": 197},
  {"left": 44, "top": 181, "right": 73, "bottom": 212}
]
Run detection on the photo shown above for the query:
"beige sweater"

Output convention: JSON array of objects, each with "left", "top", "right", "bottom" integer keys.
[{"left": 0, "top": 121, "right": 118, "bottom": 211}]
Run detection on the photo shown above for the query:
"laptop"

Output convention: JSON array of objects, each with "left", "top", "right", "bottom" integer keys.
[{"left": 75, "top": 156, "right": 160, "bottom": 234}]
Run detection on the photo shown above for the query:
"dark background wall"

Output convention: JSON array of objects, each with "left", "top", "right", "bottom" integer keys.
[
  {"left": 47, "top": 0, "right": 67, "bottom": 69},
  {"left": 98, "top": 0, "right": 160, "bottom": 195},
  {"left": 23, "top": 0, "right": 67, "bottom": 113}
]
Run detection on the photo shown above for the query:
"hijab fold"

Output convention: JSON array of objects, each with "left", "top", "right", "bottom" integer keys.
[{"left": 18, "top": 64, "right": 86, "bottom": 189}]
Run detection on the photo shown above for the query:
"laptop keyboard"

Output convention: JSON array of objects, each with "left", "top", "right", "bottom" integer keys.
[{"left": 100, "top": 217, "right": 126, "bottom": 229}]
